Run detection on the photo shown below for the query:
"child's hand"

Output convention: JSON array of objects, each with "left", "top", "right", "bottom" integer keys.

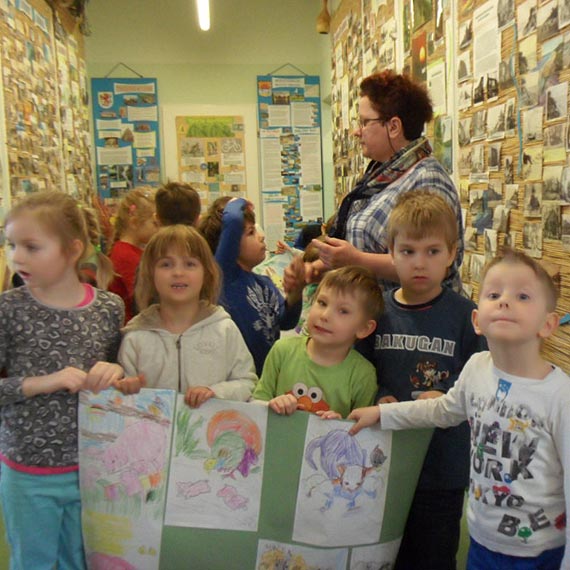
[
  {"left": 304, "top": 259, "right": 326, "bottom": 284},
  {"left": 269, "top": 394, "right": 298, "bottom": 415},
  {"left": 275, "top": 240, "right": 290, "bottom": 254},
  {"left": 283, "top": 255, "right": 305, "bottom": 299},
  {"left": 347, "top": 406, "right": 380, "bottom": 435},
  {"left": 86, "top": 362, "right": 124, "bottom": 394},
  {"left": 378, "top": 395, "right": 398, "bottom": 404},
  {"left": 47, "top": 367, "right": 87, "bottom": 394},
  {"left": 185, "top": 386, "right": 215, "bottom": 408},
  {"left": 417, "top": 390, "right": 444, "bottom": 400},
  {"left": 316, "top": 410, "right": 342, "bottom": 420},
  {"left": 113, "top": 374, "right": 146, "bottom": 395}
]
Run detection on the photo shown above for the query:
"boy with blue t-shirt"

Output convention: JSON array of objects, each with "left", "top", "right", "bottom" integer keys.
[
  {"left": 214, "top": 198, "right": 305, "bottom": 375},
  {"left": 357, "top": 190, "right": 487, "bottom": 570}
]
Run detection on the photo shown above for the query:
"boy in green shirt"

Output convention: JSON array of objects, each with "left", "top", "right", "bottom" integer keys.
[{"left": 252, "top": 266, "right": 382, "bottom": 418}]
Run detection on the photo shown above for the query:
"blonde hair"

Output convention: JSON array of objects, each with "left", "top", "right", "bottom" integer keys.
[
  {"left": 481, "top": 248, "right": 559, "bottom": 312},
  {"left": 113, "top": 187, "right": 155, "bottom": 242},
  {"left": 6, "top": 191, "right": 89, "bottom": 275},
  {"left": 136, "top": 225, "right": 221, "bottom": 310},
  {"left": 387, "top": 189, "right": 458, "bottom": 251},
  {"left": 80, "top": 206, "right": 115, "bottom": 289},
  {"left": 315, "top": 265, "right": 384, "bottom": 319}
]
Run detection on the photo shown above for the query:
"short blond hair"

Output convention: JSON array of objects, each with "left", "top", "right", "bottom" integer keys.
[
  {"left": 387, "top": 189, "right": 458, "bottom": 251},
  {"left": 481, "top": 248, "right": 558, "bottom": 312},
  {"left": 136, "top": 225, "right": 220, "bottom": 310},
  {"left": 315, "top": 266, "right": 384, "bottom": 319}
]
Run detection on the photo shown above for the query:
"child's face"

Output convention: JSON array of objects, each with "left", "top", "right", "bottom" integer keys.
[
  {"left": 390, "top": 232, "right": 456, "bottom": 303},
  {"left": 307, "top": 286, "right": 375, "bottom": 349},
  {"left": 238, "top": 222, "right": 266, "bottom": 271},
  {"left": 473, "top": 262, "right": 558, "bottom": 344},
  {"left": 6, "top": 213, "right": 80, "bottom": 290},
  {"left": 153, "top": 248, "right": 205, "bottom": 307}
]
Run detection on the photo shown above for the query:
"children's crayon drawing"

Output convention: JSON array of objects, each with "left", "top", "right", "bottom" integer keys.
[
  {"left": 78, "top": 388, "right": 176, "bottom": 570},
  {"left": 255, "top": 539, "right": 348, "bottom": 570},
  {"left": 292, "top": 416, "right": 392, "bottom": 547},
  {"left": 349, "top": 539, "right": 402, "bottom": 570},
  {"left": 164, "top": 397, "right": 268, "bottom": 531}
]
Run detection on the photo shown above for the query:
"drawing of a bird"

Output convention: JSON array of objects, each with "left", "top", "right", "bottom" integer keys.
[{"left": 203, "top": 410, "right": 262, "bottom": 478}]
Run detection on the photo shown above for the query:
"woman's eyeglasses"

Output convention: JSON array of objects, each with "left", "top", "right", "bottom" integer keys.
[{"left": 353, "top": 117, "right": 384, "bottom": 129}]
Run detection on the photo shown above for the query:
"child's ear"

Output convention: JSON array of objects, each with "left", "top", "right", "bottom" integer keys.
[
  {"left": 356, "top": 319, "right": 377, "bottom": 340},
  {"left": 69, "top": 239, "right": 85, "bottom": 264},
  {"left": 447, "top": 244, "right": 457, "bottom": 267},
  {"left": 471, "top": 309, "right": 483, "bottom": 336},
  {"left": 538, "top": 311, "right": 559, "bottom": 340}
]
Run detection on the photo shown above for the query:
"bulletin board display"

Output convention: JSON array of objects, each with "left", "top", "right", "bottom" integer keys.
[
  {"left": 175, "top": 115, "right": 247, "bottom": 209},
  {"left": 257, "top": 75, "right": 324, "bottom": 250},
  {"left": 329, "top": 0, "right": 570, "bottom": 367},
  {"left": 0, "top": 0, "right": 93, "bottom": 276},
  {"left": 0, "top": 0, "right": 62, "bottom": 201},
  {"left": 91, "top": 77, "right": 161, "bottom": 201}
]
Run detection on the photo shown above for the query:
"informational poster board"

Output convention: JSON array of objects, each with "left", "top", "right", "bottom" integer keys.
[
  {"left": 91, "top": 77, "right": 161, "bottom": 201},
  {"left": 257, "top": 75, "right": 324, "bottom": 249},
  {"left": 175, "top": 115, "right": 247, "bottom": 209},
  {"left": 79, "top": 391, "right": 433, "bottom": 570}
]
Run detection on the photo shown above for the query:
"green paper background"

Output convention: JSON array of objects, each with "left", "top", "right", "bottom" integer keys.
[{"left": 160, "top": 412, "right": 433, "bottom": 569}]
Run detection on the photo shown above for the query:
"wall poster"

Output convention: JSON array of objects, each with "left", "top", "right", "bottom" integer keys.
[
  {"left": 91, "top": 77, "right": 161, "bottom": 203},
  {"left": 175, "top": 115, "right": 247, "bottom": 210},
  {"left": 257, "top": 75, "right": 324, "bottom": 250}
]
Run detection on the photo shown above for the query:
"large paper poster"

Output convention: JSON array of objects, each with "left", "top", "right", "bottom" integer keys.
[
  {"left": 78, "top": 388, "right": 176, "bottom": 570},
  {"left": 91, "top": 77, "right": 161, "bottom": 201},
  {"left": 257, "top": 75, "right": 324, "bottom": 249},
  {"left": 175, "top": 115, "right": 247, "bottom": 210},
  {"left": 77, "top": 394, "right": 432, "bottom": 569}
]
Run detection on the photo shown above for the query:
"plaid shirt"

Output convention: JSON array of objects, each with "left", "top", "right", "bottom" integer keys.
[{"left": 345, "top": 156, "right": 464, "bottom": 292}]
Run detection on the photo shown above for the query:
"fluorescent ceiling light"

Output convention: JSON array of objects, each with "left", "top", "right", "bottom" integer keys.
[{"left": 197, "top": 0, "right": 210, "bottom": 31}]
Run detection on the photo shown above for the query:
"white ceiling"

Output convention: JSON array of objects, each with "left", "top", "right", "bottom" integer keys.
[{"left": 85, "top": 0, "right": 327, "bottom": 66}]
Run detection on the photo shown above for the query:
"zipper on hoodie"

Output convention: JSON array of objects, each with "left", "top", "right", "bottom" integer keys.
[{"left": 176, "top": 335, "right": 182, "bottom": 392}]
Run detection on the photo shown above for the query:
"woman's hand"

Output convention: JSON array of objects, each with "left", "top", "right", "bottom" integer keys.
[{"left": 311, "top": 237, "right": 359, "bottom": 269}]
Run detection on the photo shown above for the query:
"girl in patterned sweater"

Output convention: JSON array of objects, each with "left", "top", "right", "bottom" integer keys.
[{"left": 1, "top": 191, "right": 125, "bottom": 570}]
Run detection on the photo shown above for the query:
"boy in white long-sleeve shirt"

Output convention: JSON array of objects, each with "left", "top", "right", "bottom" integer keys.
[{"left": 349, "top": 248, "right": 570, "bottom": 570}]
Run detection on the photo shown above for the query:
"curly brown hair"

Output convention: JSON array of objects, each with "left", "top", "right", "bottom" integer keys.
[{"left": 360, "top": 70, "right": 433, "bottom": 140}]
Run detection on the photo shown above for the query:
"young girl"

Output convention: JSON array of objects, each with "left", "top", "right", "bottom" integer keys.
[
  {"left": 0, "top": 191, "right": 125, "bottom": 569},
  {"left": 108, "top": 187, "right": 157, "bottom": 321},
  {"left": 116, "top": 224, "right": 257, "bottom": 407}
]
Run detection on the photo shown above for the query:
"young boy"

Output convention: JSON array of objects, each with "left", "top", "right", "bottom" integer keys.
[
  {"left": 214, "top": 197, "right": 305, "bottom": 375},
  {"left": 356, "top": 190, "right": 486, "bottom": 570},
  {"left": 155, "top": 181, "right": 201, "bottom": 227},
  {"left": 350, "top": 249, "right": 569, "bottom": 570},
  {"left": 253, "top": 266, "right": 382, "bottom": 418}
]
